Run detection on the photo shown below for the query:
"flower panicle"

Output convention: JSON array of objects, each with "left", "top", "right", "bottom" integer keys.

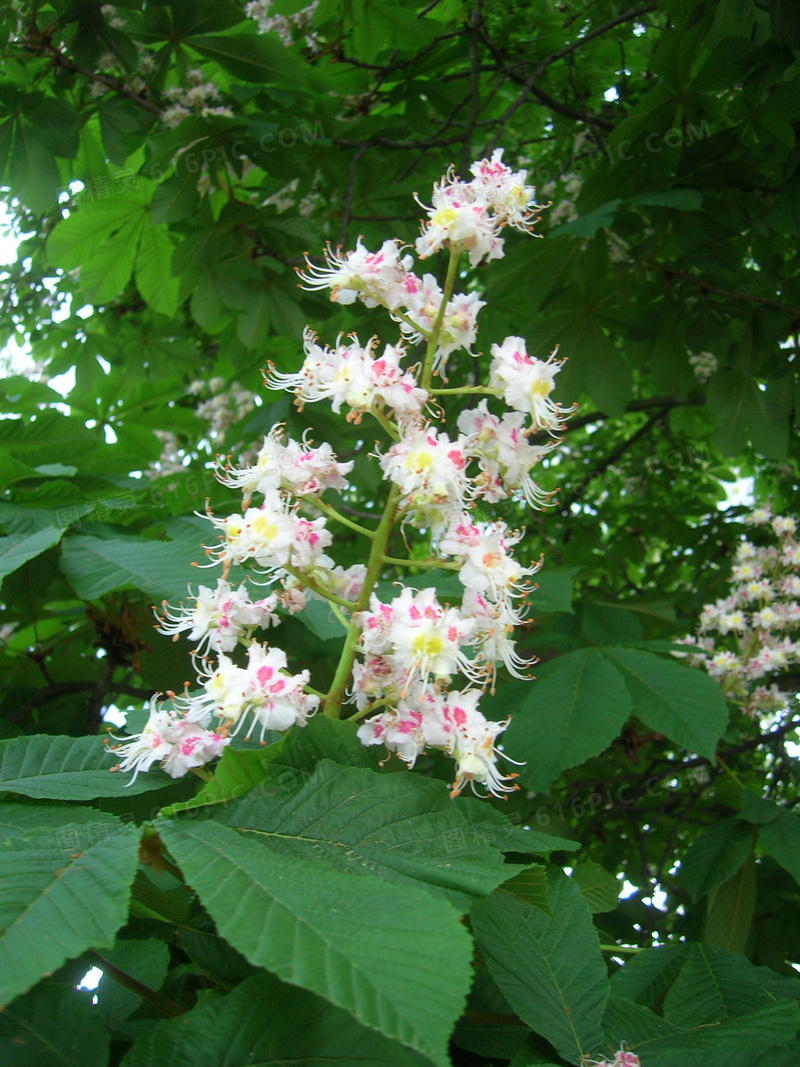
[{"left": 114, "top": 150, "right": 572, "bottom": 795}]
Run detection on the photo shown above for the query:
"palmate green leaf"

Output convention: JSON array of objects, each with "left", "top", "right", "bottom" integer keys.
[
  {"left": 531, "top": 566, "right": 578, "bottom": 614},
  {"left": 0, "top": 979, "right": 109, "bottom": 1067},
  {"left": 609, "top": 943, "right": 691, "bottom": 1007},
  {"left": 20, "top": 95, "right": 80, "bottom": 158},
  {"left": 603, "top": 995, "right": 800, "bottom": 1067},
  {"left": 663, "top": 943, "right": 783, "bottom": 1029},
  {"left": 705, "top": 854, "right": 756, "bottom": 954},
  {"left": 472, "top": 867, "right": 609, "bottom": 1065},
  {"left": 0, "top": 735, "right": 175, "bottom": 799},
  {"left": 150, "top": 169, "right": 201, "bottom": 224},
  {"left": 0, "top": 815, "right": 139, "bottom": 1007},
  {"left": 572, "top": 861, "right": 620, "bottom": 913},
  {"left": 175, "top": 914, "right": 258, "bottom": 988},
  {"left": 707, "top": 368, "right": 789, "bottom": 461},
  {"left": 236, "top": 285, "right": 272, "bottom": 350},
  {"left": 47, "top": 189, "right": 150, "bottom": 269},
  {"left": 631, "top": 188, "right": 703, "bottom": 210},
  {"left": 601, "top": 647, "right": 728, "bottom": 759},
  {"left": 8, "top": 122, "right": 60, "bottom": 214},
  {"left": 0, "top": 800, "right": 125, "bottom": 834},
  {"left": 157, "top": 818, "right": 473, "bottom": 1067},
  {"left": 122, "top": 969, "right": 431, "bottom": 1067},
  {"left": 59, "top": 534, "right": 198, "bottom": 601},
  {"left": 541, "top": 310, "right": 633, "bottom": 416},
  {"left": 453, "top": 964, "right": 535, "bottom": 1062},
  {"left": 495, "top": 865, "right": 552, "bottom": 916},
  {"left": 135, "top": 225, "right": 181, "bottom": 316},
  {"left": 581, "top": 602, "right": 643, "bottom": 646},
  {"left": 503, "top": 649, "right": 634, "bottom": 793},
  {"left": 184, "top": 33, "right": 304, "bottom": 85},
  {"left": 0, "top": 526, "right": 63, "bottom": 581},
  {"left": 551, "top": 199, "right": 622, "bottom": 237},
  {"left": 455, "top": 798, "right": 579, "bottom": 855},
  {"left": 759, "top": 810, "right": 800, "bottom": 884},
  {"left": 78, "top": 212, "right": 146, "bottom": 305},
  {"left": 677, "top": 817, "right": 753, "bottom": 902},
  {"left": 260, "top": 714, "right": 389, "bottom": 775},
  {"left": 296, "top": 597, "right": 348, "bottom": 641},
  {"left": 203, "top": 759, "right": 515, "bottom": 910},
  {"left": 738, "top": 790, "right": 781, "bottom": 824}
]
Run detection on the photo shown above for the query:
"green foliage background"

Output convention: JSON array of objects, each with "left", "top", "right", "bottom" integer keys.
[{"left": 1, "top": 0, "right": 800, "bottom": 1064}]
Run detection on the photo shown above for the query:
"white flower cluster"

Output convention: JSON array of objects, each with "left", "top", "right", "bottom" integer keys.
[
  {"left": 146, "top": 430, "right": 185, "bottom": 478},
  {"left": 415, "top": 152, "right": 541, "bottom": 267},
  {"left": 688, "top": 350, "right": 718, "bottom": 383},
  {"left": 189, "top": 377, "right": 257, "bottom": 439},
  {"left": 109, "top": 697, "right": 230, "bottom": 783},
  {"left": 114, "top": 152, "right": 571, "bottom": 799},
  {"left": 245, "top": 0, "right": 318, "bottom": 46},
  {"left": 678, "top": 509, "right": 800, "bottom": 718},
  {"left": 540, "top": 174, "right": 582, "bottom": 225},
  {"left": 269, "top": 330, "right": 428, "bottom": 424},
  {"left": 110, "top": 426, "right": 355, "bottom": 779},
  {"left": 100, "top": 4, "right": 126, "bottom": 30},
  {"left": 161, "top": 68, "right": 233, "bottom": 128}
]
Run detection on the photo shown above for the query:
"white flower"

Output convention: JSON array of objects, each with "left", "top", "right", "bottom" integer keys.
[
  {"left": 717, "top": 610, "right": 748, "bottom": 635},
  {"left": 266, "top": 330, "right": 427, "bottom": 423},
  {"left": 194, "top": 644, "right": 318, "bottom": 740},
  {"left": 202, "top": 492, "right": 298, "bottom": 575},
  {"left": 458, "top": 400, "right": 556, "bottom": 508},
  {"left": 357, "top": 587, "right": 480, "bottom": 691},
  {"left": 155, "top": 579, "right": 279, "bottom": 654},
  {"left": 489, "top": 336, "right": 573, "bottom": 432},
  {"left": 439, "top": 514, "right": 540, "bottom": 605},
  {"left": 461, "top": 588, "right": 535, "bottom": 685},
  {"left": 109, "top": 697, "right": 229, "bottom": 784},
  {"left": 468, "top": 149, "right": 541, "bottom": 234},
  {"left": 160, "top": 721, "right": 229, "bottom": 777},
  {"left": 773, "top": 515, "right": 797, "bottom": 537},
  {"left": 752, "top": 606, "right": 784, "bottom": 630},
  {"left": 416, "top": 171, "right": 504, "bottom": 267},
  {"left": 161, "top": 105, "right": 190, "bottom": 128},
  {"left": 298, "top": 238, "right": 415, "bottom": 309},
  {"left": 357, "top": 686, "right": 520, "bottom": 797},
  {"left": 379, "top": 426, "right": 470, "bottom": 525}
]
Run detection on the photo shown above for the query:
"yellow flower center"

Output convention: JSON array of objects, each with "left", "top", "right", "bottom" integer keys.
[
  {"left": 250, "top": 514, "right": 278, "bottom": 541},
  {"left": 412, "top": 632, "right": 444, "bottom": 658},
  {"left": 406, "top": 450, "right": 434, "bottom": 472},
  {"left": 432, "top": 207, "right": 457, "bottom": 229},
  {"left": 528, "top": 377, "right": 553, "bottom": 399}
]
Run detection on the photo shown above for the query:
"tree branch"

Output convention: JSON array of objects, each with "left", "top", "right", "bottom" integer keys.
[{"left": 558, "top": 406, "right": 671, "bottom": 512}]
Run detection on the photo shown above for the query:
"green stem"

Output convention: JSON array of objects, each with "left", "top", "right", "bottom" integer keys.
[
  {"left": 382, "top": 555, "right": 460, "bottom": 570},
  {"left": 370, "top": 407, "right": 400, "bottom": 441},
  {"left": 300, "top": 495, "right": 375, "bottom": 539},
  {"left": 393, "top": 309, "right": 431, "bottom": 339},
  {"left": 715, "top": 754, "right": 746, "bottom": 788},
  {"left": 89, "top": 952, "right": 186, "bottom": 1017},
  {"left": 346, "top": 700, "right": 387, "bottom": 723},
  {"left": 421, "top": 246, "right": 461, "bottom": 392},
  {"left": 328, "top": 601, "right": 350, "bottom": 629},
  {"left": 322, "top": 484, "right": 401, "bottom": 718},
  {"left": 283, "top": 565, "right": 356, "bottom": 610},
  {"left": 599, "top": 944, "right": 641, "bottom": 955},
  {"left": 429, "top": 385, "right": 501, "bottom": 396}
]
